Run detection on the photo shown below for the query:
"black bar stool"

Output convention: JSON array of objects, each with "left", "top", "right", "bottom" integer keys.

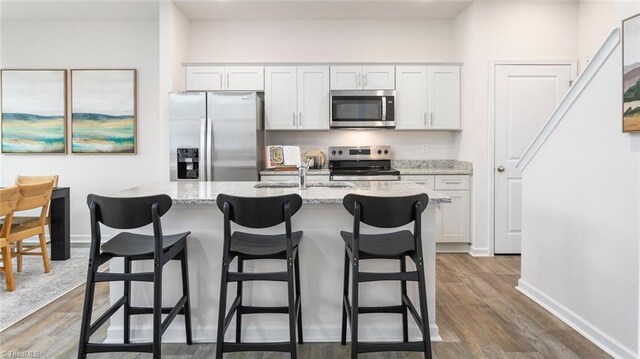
[
  {"left": 340, "top": 193, "right": 432, "bottom": 359},
  {"left": 78, "top": 194, "right": 192, "bottom": 359},
  {"left": 215, "top": 193, "right": 304, "bottom": 359}
]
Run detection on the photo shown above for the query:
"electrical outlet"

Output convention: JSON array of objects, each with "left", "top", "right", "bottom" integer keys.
[{"left": 422, "top": 144, "right": 429, "bottom": 153}]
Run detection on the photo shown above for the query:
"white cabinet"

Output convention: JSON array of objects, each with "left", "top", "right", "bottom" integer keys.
[
  {"left": 184, "top": 65, "right": 264, "bottom": 91},
  {"left": 265, "top": 66, "right": 330, "bottom": 130},
  {"left": 260, "top": 174, "right": 330, "bottom": 182},
  {"left": 395, "top": 65, "right": 460, "bottom": 130},
  {"left": 403, "top": 174, "right": 470, "bottom": 244},
  {"left": 330, "top": 65, "right": 395, "bottom": 90},
  {"left": 428, "top": 65, "right": 460, "bottom": 129}
]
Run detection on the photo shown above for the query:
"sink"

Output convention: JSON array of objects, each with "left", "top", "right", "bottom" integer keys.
[{"left": 254, "top": 182, "right": 355, "bottom": 189}]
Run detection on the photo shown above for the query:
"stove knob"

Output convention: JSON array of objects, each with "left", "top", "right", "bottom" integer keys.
[
  {"left": 384, "top": 150, "right": 389, "bottom": 155},
  {"left": 338, "top": 150, "right": 343, "bottom": 155},
  {"left": 331, "top": 150, "right": 336, "bottom": 155},
  {"left": 377, "top": 150, "right": 382, "bottom": 155}
]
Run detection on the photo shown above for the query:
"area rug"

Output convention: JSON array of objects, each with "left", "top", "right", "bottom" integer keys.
[{"left": 0, "top": 246, "right": 101, "bottom": 332}]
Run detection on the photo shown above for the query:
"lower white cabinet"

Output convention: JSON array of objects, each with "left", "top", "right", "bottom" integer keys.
[{"left": 402, "top": 174, "right": 470, "bottom": 244}]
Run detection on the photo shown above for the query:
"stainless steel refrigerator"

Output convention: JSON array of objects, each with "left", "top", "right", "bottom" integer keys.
[{"left": 169, "top": 91, "right": 264, "bottom": 181}]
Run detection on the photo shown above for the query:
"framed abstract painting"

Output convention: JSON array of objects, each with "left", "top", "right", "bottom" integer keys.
[
  {"left": 623, "top": 13, "right": 640, "bottom": 132},
  {"left": 71, "top": 69, "right": 137, "bottom": 153},
  {"left": 1, "top": 69, "right": 67, "bottom": 153}
]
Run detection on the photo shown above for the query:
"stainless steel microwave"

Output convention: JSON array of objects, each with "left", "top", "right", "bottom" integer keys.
[{"left": 330, "top": 90, "right": 395, "bottom": 129}]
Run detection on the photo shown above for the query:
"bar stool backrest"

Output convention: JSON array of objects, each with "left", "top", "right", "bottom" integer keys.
[
  {"left": 343, "top": 193, "right": 429, "bottom": 228},
  {"left": 216, "top": 194, "right": 303, "bottom": 228},
  {"left": 87, "top": 194, "right": 172, "bottom": 229},
  {"left": 16, "top": 175, "right": 59, "bottom": 188},
  {"left": 0, "top": 186, "right": 20, "bottom": 236}
]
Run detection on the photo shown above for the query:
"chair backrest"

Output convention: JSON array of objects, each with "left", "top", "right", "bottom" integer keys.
[
  {"left": 342, "top": 193, "right": 429, "bottom": 228},
  {"left": 216, "top": 193, "right": 303, "bottom": 228},
  {"left": 15, "top": 181, "right": 54, "bottom": 212},
  {"left": 0, "top": 186, "right": 20, "bottom": 239},
  {"left": 86, "top": 194, "right": 173, "bottom": 229},
  {"left": 16, "top": 175, "right": 59, "bottom": 187}
]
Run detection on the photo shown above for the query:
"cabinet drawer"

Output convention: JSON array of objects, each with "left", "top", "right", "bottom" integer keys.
[
  {"left": 401, "top": 175, "right": 435, "bottom": 190},
  {"left": 435, "top": 175, "right": 468, "bottom": 190}
]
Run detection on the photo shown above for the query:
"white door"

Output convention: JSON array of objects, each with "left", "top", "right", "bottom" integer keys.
[
  {"left": 226, "top": 66, "right": 264, "bottom": 91},
  {"left": 265, "top": 66, "right": 298, "bottom": 130},
  {"left": 330, "top": 66, "right": 362, "bottom": 90},
  {"left": 494, "top": 64, "right": 571, "bottom": 254},
  {"left": 297, "top": 66, "right": 330, "bottom": 130},
  {"left": 184, "top": 66, "right": 225, "bottom": 91},
  {"left": 362, "top": 65, "right": 395, "bottom": 90},
  {"left": 395, "top": 66, "right": 428, "bottom": 130},
  {"left": 428, "top": 65, "right": 460, "bottom": 129}
]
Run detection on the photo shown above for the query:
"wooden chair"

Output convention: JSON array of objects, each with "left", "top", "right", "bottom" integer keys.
[
  {"left": 0, "top": 186, "right": 20, "bottom": 291},
  {"left": 13, "top": 176, "right": 58, "bottom": 272},
  {"left": 8, "top": 181, "right": 54, "bottom": 275}
]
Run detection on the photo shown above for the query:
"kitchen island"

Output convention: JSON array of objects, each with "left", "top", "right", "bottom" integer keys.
[{"left": 105, "top": 181, "right": 450, "bottom": 344}]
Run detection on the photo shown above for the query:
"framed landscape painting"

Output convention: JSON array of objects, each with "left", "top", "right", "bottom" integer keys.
[
  {"left": 1, "top": 69, "right": 67, "bottom": 153},
  {"left": 71, "top": 69, "right": 136, "bottom": 153},
  {"left": 623, "top": 13, "right": 640, "bottom": 132}
]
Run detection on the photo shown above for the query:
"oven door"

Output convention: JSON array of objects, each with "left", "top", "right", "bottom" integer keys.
[{"left": 330, "top": 90, "right": 395, "bottom": 128}]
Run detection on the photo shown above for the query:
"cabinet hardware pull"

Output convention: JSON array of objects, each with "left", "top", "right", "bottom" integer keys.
[
  {"left": 444, "top": 181, "right": 461, "bottom": 184},
  {"left": 430, "top": 112, "right": 434, "bottom": 127},
  {"left": 293, "top": 112, "right": 296, "bottom": 126},
  {"left": 363, "top": 73, "right": 367, "bottom": 87},
  {"left": 299, "top": 112, "right": 303, "bottom": 127},
  {"left": 219, "top": 75, "right": 222, "bottom": 89},
  {"left": 424, "top": 112, "right": 427, "bottom": 127},
  {"left": 356, "top": 73, "right": 360, "bottom": 87}
]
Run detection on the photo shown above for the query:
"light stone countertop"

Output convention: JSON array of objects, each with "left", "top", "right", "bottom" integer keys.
[{"left": 113, "top": 181, "right": 451, "bottom": 205}]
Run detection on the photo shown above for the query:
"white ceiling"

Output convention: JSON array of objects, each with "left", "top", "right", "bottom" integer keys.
[
  {"left": 174, "top": 0, "right": 474, "bottom": 20},
  {"left": 0, "top": 1, "right": 160, "bottom": 21}
]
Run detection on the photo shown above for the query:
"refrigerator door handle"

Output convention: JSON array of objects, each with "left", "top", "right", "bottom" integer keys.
[
  {"left": 200, "top": 117, "right": 207, "bottom": 181},
  {"left": 206, "top": 116, "right": 213, "bottom": 181}
]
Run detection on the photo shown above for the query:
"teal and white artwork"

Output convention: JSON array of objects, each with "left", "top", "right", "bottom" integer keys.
[
  {"left": 1, "top": 70, "right": 67, "bottom": 153},
  {"left": 71, "top": 69, "right": 136, "bottom": 153}
]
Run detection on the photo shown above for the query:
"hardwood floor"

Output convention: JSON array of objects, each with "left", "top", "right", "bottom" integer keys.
[{"left": 0, "top": 254, "right": 611, "bottom": 358}]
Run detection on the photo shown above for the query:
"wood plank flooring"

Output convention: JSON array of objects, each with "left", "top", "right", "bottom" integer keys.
[{"left": 0, "top": 254, "right": 611, "bottom": 358}]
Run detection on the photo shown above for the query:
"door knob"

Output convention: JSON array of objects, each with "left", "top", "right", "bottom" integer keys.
[{"left": 497, "top": 166, "right": 505, "bottom": 172}]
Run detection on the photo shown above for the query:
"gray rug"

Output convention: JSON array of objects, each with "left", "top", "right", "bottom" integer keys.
[{"left": 0, "top": 246, "right": 95, "bottom": 331}]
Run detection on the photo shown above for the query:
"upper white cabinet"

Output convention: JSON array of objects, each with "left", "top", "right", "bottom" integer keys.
[
  {"left": 395, "top": 65, "right": 460, "bottom": 130},
  {"left": 265, "top": 65, "right": 330, "bottom": 130},
  {"left": 330, "top": 65, "right": 395, "bottom": 90},
  {"left": 184, "top": 65, "right": 264, "bottom": 91}
]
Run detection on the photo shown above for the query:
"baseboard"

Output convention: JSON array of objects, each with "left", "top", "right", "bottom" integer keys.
[
  {"left": 436, "top": 243, "right": 469, "bottom": 253},
  {"left": 105, "top": 323, "right": 441, "bottom": 344},
  {"left": 468, "top": 246, "right": 491, "bottom": 257},
  {"left": 516, "top": 279, "right": 637, "bottom": 359}
]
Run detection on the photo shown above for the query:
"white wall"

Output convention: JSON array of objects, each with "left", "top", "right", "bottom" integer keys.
[
  {"left": 1, "top": 17, "right": 160, "bottom": 240},
  {"left": 188, "top": 19, "right": 456, "bottom": 62},
  {"left": 453, "top": 0, "right": 580, "bottom": 255},
  {"left": 519, "top": 41, "right": 639, "bottom": 357},
  {"left": 578, "top": 0, "right": 617, "bottom": 70}
]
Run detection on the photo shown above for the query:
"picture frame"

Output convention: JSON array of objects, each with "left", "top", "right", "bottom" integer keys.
[
  {"left": 70, "top": 69, "right": 137, "bottom": 154},
  {"left": 0, "top": 69, "right": 68, "bottom": 154},
  {"left": 623, "top": 12, "right": 640, "bottom": 133}
]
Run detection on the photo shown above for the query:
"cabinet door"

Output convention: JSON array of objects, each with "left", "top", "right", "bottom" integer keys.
[
  {"left": 265, "top": 67, "right": 298, "bottom": 130},
  {"left": 436, "top": 190, "right": 469, "bottom": 243},
  {"left": 226, "top": 66, "right": 264, "bottom": 91},
  {"left": 362, "top": 65, "right": 395, "bottom": 90},
  {"left": 297, "top": 66, "right": 330, "bottom": 130},
  {"left": 428, "top": 65, "right": 460, "bottom": 129},
  {"left": 401, "top": 175, "right": 435, "bottom": 190},
  {"left": 395, "top": 66, "right": 428, "bottom": 130},
  {"left": 330, "top": 65, "right": 362, "bottom": 90},
  {"left": 184, "top": 66, "right": 225, "bottom": 91}
]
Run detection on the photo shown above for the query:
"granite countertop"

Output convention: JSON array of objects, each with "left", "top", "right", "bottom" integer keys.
[
  {"left": 259, "top": 160, "right": 473, "bottom": 176},
  {"left": 113, "top": 181, "right": 451, "bottom": 205}
]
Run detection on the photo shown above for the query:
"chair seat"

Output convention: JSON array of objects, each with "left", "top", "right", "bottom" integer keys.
[
  {"left": 101, "top": 231, "right": 190, "bottom": 257},
  {"left": 231, "top": 231, "right": 303, "bottom": 256},
  {"left": 341, "top": 230, "right": 416, "bottom": 257}
]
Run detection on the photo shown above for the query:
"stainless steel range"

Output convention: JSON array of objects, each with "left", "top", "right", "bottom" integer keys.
[{"left": 328, "top": 145, "right": 400, "bottom": 181}]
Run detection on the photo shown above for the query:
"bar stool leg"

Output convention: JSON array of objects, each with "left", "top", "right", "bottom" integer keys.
[
  {"left": 77, "top": 257, "right": 97, "bottom": 359},
  {"left": 235, "top": 256, "right": 243, "bottom": 344},
  {"left": 181, "top": 247, "right": 193, "bottom": 344},
  {"left": 152, "top": 266, "right": 163, "bottom": 359},
  {"left": 287, "top": 257, "right": 298, "bottom": 359},
  {"left": 17, "top": 242, "right": 23, "bottom": 272},
  {"left": 340, "top": 247, "right": 350, "bottom": 346},
  {"left": 123, "top": 257, "right": 131, "bottom": 344},
  {"left": 400, "top": 256, "right": 409, "bottom": 343},
  {"left": 416, "top": 256, "right": 433, "bottom": 359},
  {"left": 216, "top": 258, "right": 230, "bottom": 359},
  {"left": 350, "top": 256, "right": 359, "bottom": 359},
  {"left": 294, "top": 254, "right": 303, "bottom": 344}
]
